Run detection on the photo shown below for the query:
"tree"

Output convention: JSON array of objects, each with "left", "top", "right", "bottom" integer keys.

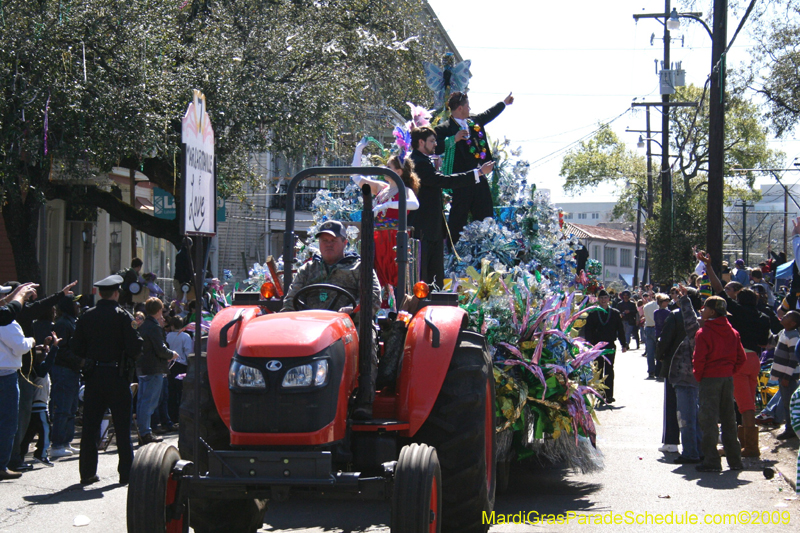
[
  {"left": 746, "top": 1, "right": 800, "bottom": 136},
  {"left": 559, "top": 82, "right": 779, "bottom": 283},
  {"left": 1, "top": 0, "right": 446, "bottom": 282}
]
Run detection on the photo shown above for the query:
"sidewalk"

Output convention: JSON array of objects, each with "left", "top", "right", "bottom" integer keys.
[{"left": 758, "top": 423, "right": 799, "bottom": 492}]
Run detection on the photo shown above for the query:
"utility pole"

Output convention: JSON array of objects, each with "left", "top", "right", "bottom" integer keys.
[
  {"left": 734, "top": 201, "right": 754, "bottom": 264},
  {"left": 742, "top": 201, "right": 747, "bottom": 264},
  {"left": 643, "top": 108, "right": 653, "bottom": 286},
  {"left": 706, "top": 0, "right": 728, "bottom": 274},
  {"left": 633, "top": 199, "right": 643, "bottom": 289},
  {"left": 784, "top": 187, "right": 788, "bottom": 255},
  {"left": 661, "top": 0, "right": 672, "bottom": 218}
]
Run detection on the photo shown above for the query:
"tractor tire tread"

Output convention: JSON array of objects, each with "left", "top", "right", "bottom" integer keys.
[{"left": 414, "top": 330, "right": 495, "bottom": 533}]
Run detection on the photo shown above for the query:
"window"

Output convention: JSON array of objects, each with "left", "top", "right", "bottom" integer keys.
[
  {"left": 591, "top": 212, "right": 599, "bottom": 219},
  {"left": 578, "top": 213, "right": 587, "bottom": 220},
  {"left": 592, "top": 245, "right": 600, "bottom": 260},
  {"left": 620, "top": 249, "right": 632, "bottom": 268},
  {"left": 564, "top": 213, "right": 573, "bottom": 220},
  {"left": 604, "top": 247, "right": 617, "bottom": 266}
]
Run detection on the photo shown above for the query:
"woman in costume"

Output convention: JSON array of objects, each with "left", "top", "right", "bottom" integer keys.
[{"left": 351, "top": 138, "right": 420, "bottom": 303}]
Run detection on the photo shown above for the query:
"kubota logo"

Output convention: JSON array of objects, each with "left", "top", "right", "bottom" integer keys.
[{"left": 266, "top": 360, "right": 282, "bottom": 371}]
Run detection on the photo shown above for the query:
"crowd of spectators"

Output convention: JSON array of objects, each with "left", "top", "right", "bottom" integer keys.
[{"left": 0, "top": 261, "right": 197, "bottom": 481}]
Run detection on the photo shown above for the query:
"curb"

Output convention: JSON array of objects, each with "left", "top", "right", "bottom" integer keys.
[{"left": 773, "top": 462, "right": 797, "bottom": 493}]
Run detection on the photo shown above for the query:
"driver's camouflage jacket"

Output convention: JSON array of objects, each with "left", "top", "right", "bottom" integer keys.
[{"left": 281, "top": 252, "right": 381, "bottom": 314}]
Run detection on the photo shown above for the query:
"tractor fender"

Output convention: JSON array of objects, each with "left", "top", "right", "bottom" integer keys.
[
  {"left": 207, "top": 305, "right": 261, "bottom": 428},
  {"left": 397, "top": 305, "right": 469, "bottom": 436}
]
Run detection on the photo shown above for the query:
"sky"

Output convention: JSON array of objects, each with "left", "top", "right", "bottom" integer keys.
[{"left": 425, "top": 0, "right": 800, "bottom": 204}]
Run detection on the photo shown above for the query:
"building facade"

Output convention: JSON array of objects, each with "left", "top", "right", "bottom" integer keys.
[{"left": 566, "top": 222, "right": 647, "bottom": 288}]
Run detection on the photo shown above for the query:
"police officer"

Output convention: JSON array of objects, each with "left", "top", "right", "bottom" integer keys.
[{"left": 72, "top": 275, "right": 143, "bottom": 485}]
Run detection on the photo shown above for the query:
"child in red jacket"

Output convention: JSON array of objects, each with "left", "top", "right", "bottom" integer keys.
[{"left": 693, "top": 296, "right": 746, "bottom": 472}]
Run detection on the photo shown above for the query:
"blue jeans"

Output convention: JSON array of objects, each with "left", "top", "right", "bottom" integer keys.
[
  {"left": 675, "top": 384, "right": 702, "bottom": 460},
  {"left": 150, "top": 376, "right": 172, "bottom": 429},
  {"left": 644, "top": 326, "right": 658, "bottom": 374},
  {"left": 0, "top": 372, "right": 20, "bottom": 470},
  {"left": 779, "top": 379, "right": 799, "bottom": 431},
  {"left": 49, "top": 365, "right": 81, "bottom": 448},
  {"left": 9, "top": 373, "right": 35, "bottom": 468},
  {"left": 761, "top": 389, "right": 785, "bottom": 423},
  {"left": 643, "top": 326, "right": 657, "bottom": 375},
  {"left": 622, "top": 322, "right": 636, "bottom": 347},
  {"left": 136, "top": 374, "right": 165, "bottom": 436}
]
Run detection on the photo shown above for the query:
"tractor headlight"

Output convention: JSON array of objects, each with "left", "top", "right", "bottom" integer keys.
[
  {"left": 282, "top": 360, "right": 329, "bottom": 388},
  {"left": 229, "top": 360, "right": 265, "bottom": 389},
  {"left": 314, "top": 359, "right": 328, "bottom": 386}
]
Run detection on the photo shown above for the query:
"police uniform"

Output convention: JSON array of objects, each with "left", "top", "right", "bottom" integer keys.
[{"left": 71, "top": 275, "right": 143, "bottom": 484}]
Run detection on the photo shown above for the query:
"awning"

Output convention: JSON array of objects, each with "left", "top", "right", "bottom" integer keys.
[
  {"left": 776, "top": 261, "right": 794, "bottom": 280},
  {"left": 619, "top": 274, "right": 633, "bottom": 287}
]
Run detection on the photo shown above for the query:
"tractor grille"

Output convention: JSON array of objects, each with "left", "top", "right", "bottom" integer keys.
[{"left": 229, "top": 340, "right": 345, "bottom": 433}]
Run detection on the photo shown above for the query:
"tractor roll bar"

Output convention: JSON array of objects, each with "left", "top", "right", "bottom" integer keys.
[{"left": 282, "top": 166, "right": 408, "bottom": 304}]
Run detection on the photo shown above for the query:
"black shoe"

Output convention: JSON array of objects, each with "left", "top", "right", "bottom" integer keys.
[
  {"left": 352, "top": 406, "right": 373, "bottom": 421},
  {"left": 0, "top": 469, "right": 22, "bottom": 480},
  {"left": 33, "top": 456, "right": 55, "bottom": 468},
  {"left": 152, "top": 427, "right": 167, "bottom": 435},
  {"left": 606, "top": 397, "right": 615, "bottom": 404},
  {"left": 695, "top": 464, "right": 722, "bottom": 472},
  {"left": 647, "top": 374, "right": 655, "bottom": 380},
  {"left": 10, "top": 462, "right": 33, "bottom": 472},
  {"left": 119, "top": 477, "right": 129, "bottom": 485},
  {"left": 729, "top": 463, "right": 744, "bottom": 471},
  {"left": 655, "top": 377, "right": 665, "bottom": 382},
  {"left": 139, "top": 433, "right": 163, "bottom": 445},
  {"left": 776, "top": 429, "right": 798, "bottom": 440},
  {"left": 674, "top": 456, "right": 702, "bottom": 464},
  {"left": 80, "top": 475, "right": 100, "bottom": 486}
]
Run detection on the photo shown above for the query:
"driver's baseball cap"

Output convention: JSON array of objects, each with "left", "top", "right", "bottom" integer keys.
[{"left": 316, "top": 220, "right": 347, "bottom": 239}]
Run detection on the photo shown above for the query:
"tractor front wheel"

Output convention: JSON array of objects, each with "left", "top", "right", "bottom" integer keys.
[
  {"left": 415, "top": 330, "right": 496, "bottom": 533},
  {"left": 392, "top": 443, "right": 442, "bottom": 533},
  {"left": 127, "top": 442, "right": 187, "bottom": 533},
  {"left": 179, "top": 355, "right": 268, "bottom": 533}
]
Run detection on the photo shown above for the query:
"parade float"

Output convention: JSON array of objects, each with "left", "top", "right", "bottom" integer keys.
[{"left": 241, "top": 113, "right": 608, "bottom": 477}]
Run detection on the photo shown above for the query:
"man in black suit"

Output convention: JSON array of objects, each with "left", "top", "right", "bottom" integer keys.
[
  {"left": 435, "top": 91, "right": 514, "bottom": 242},
  {"left": 409, "top": 127, "right": 495, "bottom": 286}
]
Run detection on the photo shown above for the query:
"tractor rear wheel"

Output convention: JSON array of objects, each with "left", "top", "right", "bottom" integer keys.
[
  {"left": 392, "top": 443, "right": 442, "bottom": 533},
  {"left": 415, "top": 330, "right": 496, "bottom": 533},
  {"left": 179, "top": 355, "right": 268, "bottom": 533},
  {"left": 127, "top": 442, "right": 187, "bottom": 533}
]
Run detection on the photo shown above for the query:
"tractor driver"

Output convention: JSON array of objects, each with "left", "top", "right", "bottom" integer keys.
[{"left": 281, "top": 220, "right": 381, "bottom": 419}]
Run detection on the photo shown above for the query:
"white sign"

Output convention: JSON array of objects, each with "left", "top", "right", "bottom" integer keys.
[{"left": 182, "top": 90, "right": 216, "bottom": 235}]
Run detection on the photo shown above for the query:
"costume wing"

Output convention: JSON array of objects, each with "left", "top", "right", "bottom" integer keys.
[
  {"left": 423, "top": 61, "right": 446, "bottom": 108},
  {"left": 449, "top": 60, "right": 472, "bottom": 93}
]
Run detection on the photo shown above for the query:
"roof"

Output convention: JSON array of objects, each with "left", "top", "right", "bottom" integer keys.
[{"left": 565, "top": 223, "right": 645, "bottom": 245}]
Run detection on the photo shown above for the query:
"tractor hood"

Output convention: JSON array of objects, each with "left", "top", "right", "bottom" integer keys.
[{"left": 236, "top": 310, "right": 357, "bottom": 359}]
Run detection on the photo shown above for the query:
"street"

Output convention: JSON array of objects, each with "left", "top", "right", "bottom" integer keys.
[{"left": 1, "top": 344, "right": 798, "bottom": 532}]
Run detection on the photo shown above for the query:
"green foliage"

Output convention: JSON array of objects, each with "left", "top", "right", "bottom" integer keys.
[
  {"left": 559, "top": 125, "right": 645, "bottom": 193},
  {"left": 0, "top": 0, "right": 447, "bottom": 279},
  {"left": 747, "top": 1, "right": 800, "bottom": 136}
]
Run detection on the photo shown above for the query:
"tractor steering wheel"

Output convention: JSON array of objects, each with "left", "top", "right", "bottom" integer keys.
[{"left": 292, "top": 283, "right": 357, "bottom": 312}]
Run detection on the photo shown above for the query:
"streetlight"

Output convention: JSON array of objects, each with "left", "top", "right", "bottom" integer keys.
[
  {"left": 767, "top": 219, "right": 782, "bottom": 256},
  {"left": 637, "top": 135, "right": 663, "bottom": 149},
  {"left": 667, "top": 8, "right": 681, "bottom": 30}
]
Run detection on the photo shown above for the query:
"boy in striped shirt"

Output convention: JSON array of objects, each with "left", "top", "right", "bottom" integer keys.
[{"left": 768, "top": 310, "right": 800, "bottom": 440}]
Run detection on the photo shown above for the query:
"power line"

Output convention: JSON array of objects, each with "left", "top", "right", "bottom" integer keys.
[{"left": 528, "top": 108, "right": 632, "bottom": 169}]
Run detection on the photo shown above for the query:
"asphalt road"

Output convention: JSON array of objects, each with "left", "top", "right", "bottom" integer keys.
[{"left": 1, "top": 344, "right": 798, "bottom": 532}]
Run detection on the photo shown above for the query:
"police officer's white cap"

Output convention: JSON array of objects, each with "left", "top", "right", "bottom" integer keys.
[{"left": 94, "top": 274, "right": 124, "bottom": 289}]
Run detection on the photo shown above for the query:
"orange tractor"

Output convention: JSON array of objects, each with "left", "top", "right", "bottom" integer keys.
[{"left": 126, "top": 167, "right": 496, "bottom": 532}]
